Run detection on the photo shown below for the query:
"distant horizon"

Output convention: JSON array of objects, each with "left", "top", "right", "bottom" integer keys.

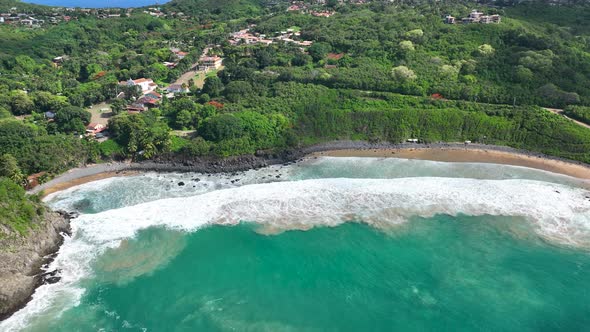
[{"left": 21, "top": 0, "right": 171, "bottom": 8}]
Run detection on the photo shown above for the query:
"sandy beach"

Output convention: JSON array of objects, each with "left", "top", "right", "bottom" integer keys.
[
  {"left": 311, "top": 147, "right": 590, "bottom": 180},
  {"left": 30, "top": 143, "right": 590, "bottom": 197}
]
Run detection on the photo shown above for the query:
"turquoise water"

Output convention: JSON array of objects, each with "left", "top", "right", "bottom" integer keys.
[
  {"left": 2, "top": 157, "right": 590, "bottom": 331},
  {"left": 29, "top": 220, "right": 590, "bottom": 331}
]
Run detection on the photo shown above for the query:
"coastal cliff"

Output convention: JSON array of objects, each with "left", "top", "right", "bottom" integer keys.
[{"left": 0, "top": 210, "right": 73, "bottom": 320}]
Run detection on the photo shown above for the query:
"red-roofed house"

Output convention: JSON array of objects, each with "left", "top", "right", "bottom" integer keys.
[
  {"left": 207, "top": 101, "right": 224, "bottom": 109},
  {"left": 145, "top": 91, "right": 162, "bottom": 100},
  {"left": 174, "top": 51, "right": 189, "bottom": 59},
  {"left": 86, "top": 123, "right": 106, "bottom": 135},
  {"left": 327, "top": 53, "right": 344, "bottom": 60}
]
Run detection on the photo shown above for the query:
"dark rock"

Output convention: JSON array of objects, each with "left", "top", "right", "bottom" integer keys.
[
  {"left": 178, "top": 182, "right": 185, "bottom": 186},
  {"left": 0, "top": 211, "right": 72, "bottom": 320}
]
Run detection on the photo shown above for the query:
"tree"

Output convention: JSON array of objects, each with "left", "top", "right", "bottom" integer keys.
[
  {"left": 199, "top": 114, "right": 244, "bottom": 142},
  {"left": 519, "top": 50, "right": 554, "bottom": 72},
  {"left": 399, "top": 40, "right": 415, "bottom": 52},
  {"left": 515, "top": 65, "right": 534, "bottom": 83},
  {"left": 55, "top": 106, "right": 91, "bottom": 134},
  {"left": 32, "top": 92, "right": 69, "bottom": 113},
  {"left": 202, "top": 76, "right": 224, "bottom": 97},
  {"left": 477, "top": 44, "right": 495, "bottom": 56},
  {"left": 175, "top": 110, "right": 195, "bottom": 129},
  {"left": 0, "top": 107, "right": 11, "bottom": 119},
  {"left": 405, "top": 29, "right": 424, "bottom": 42},
  {"left": 9, "top": 92, "right": 35, "bottom": 115},
  {"left": 110, "top": 99, "right": 127, "bottom": 115},
  {"left": 0, "top": 154, "right": 24, "bottom": 185},
  {"left": 440, "top": 65, "right": 459, "bottom": 80},
  {"left": 308, "top": 42, "right": 332, "bottom": 62},
  {"left": 224, "top": 81, "right": 254, "bottom": 102},
  {"left": 182, "top": 137, "right": 210, "bottom": 156},
  {"left": 13, "top": 55, "right": 37, "bottom": 74},
  {"left": 292, "top": 53, "right": 312, "bottom": 67},
  {"left": 392, "top": 66, "right": 417, "bottom": 82},
  {"left": 198, "top": 93, "right": 211, "bottom": 104}
]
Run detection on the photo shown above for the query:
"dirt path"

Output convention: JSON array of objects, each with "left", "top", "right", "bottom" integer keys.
[
  {"left": 544, "top": 108, "right": 590, "bottom": 130},
  {"left": 171, "top": 65, "right": 223, "bottom": 90},
  {"left": 88, "top": 102, "right": 112, "bottom": 126}
]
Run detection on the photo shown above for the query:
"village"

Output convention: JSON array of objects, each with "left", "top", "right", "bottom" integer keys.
[
  {"left": 0, "top": 5, "right": 189, "bottom": 28},
  {"left": 444, "top": 10, "right": 501, "bottom": 24},
  {"left": 77, "top": 19, "right": 321, "bottom": 140},
  {"left": 77, "top": 46, "right": 224, "bottom": 139},
  {"left": 16, "top": 3, "right": 501, "bottom": 143},
  {"left": 229, "top": 26, "right": 313, "bottom": 48}
]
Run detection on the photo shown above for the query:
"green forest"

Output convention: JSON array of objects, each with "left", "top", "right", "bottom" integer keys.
[{"left": 1, "top": 0, "right": 590, "bottom": 234}]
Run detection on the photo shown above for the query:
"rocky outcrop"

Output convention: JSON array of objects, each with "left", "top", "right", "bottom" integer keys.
[{"left": 0, "top": 210, "right": 73, "bottom": 321}]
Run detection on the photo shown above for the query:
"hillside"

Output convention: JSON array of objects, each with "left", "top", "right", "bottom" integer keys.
[{"left": 164, "top": 0, "right": 273, "bottom": 20}]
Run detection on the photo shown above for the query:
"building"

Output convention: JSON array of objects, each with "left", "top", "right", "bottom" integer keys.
[
  {"left": 86, "top": 123, "right": 105, "bottom": 135},
  {"left": 460, "top": 10, "right": 500, "bottom": 24},
  {"left": 327, "top": 53, "right": 344, "bottom": 61},
  {"left": 198, "top": 56, "right": 223, "bottom": 70},
  {"left": 136, "top": 96, "right": 159, "bottom": 108},
  {"left": 127, "top": 103, "right": 147, "bottom": 113},
  {"left": 145, "top": 91, "right": 162, "bottom": 100},
  {"left": 174, "top": 51, "right": 189, "bottom": 59},
  {"left": 444, "top": 15, "right": 455, "bottom": 24},
  {"left": 163, "top": 61, "right": 177, "bottom": 68},
  {"left": 166, "top": 84, "right": 189, "bottom": 93},
  {"left": 26, "top": 172, "right": 47, "bottom": 190},
  {"left": 489, "top": 14, "right": 501, "bottom": 24},
  {"left": 120, "top": 78, "right": 157, "bottom": 94}
]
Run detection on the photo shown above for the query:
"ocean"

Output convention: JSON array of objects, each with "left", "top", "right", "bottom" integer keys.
[
  {"left": 2, "top": 157, "right": 590, "bottom": 331},
  {"left": 21, "top": 0, "right": 169, "bottom": 8}
]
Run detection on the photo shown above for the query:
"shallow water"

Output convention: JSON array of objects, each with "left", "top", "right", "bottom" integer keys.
[{"left": 2, "top": 157, "right": 590, "bottom": 331}]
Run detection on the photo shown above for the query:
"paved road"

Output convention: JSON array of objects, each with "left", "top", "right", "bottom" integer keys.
[{"left": 544, "top": 108, "right": 590, "bottom": 130}]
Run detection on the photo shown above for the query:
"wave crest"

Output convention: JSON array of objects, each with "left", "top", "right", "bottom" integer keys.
[
  {"left": 76, "top": 177, "right": 590, "bottom": 247},
  {"left": 3, "top": 177, "right": 590, "bottom": 331}
]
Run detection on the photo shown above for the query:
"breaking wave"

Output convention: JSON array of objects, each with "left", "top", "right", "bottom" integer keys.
[{"left": 3, "top": 177, "right": 590, "bottom": 331}]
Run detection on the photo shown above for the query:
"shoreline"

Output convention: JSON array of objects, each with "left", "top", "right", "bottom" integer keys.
[
  {"left": 311, "top": 147, "right": 590, "bottom": 180},
  {"left": 31, "top": 142, "right": 590, "bottom": 198},
  {"left": 6, "top": 141, "right": 589, "bottom": 322}
]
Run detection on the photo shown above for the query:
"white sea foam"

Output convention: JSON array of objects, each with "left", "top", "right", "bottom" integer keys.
[
  {"left": 3, "top": 177, "right": 590, "bottom": 331},
  {"left": 71, "top": 177, "right": 590, "bottom": 246}
]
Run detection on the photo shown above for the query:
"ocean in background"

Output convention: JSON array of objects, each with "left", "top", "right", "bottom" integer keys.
[
  {"left": 21, "top": 0, "right": 170, "bottom": 8},
  {"left": 2, "top": 157, "right": 590, "bottom": 331}
]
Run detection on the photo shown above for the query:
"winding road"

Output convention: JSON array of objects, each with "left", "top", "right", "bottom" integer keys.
[{"left": 544, "top": 108, "right": 590, "bottom": 130}]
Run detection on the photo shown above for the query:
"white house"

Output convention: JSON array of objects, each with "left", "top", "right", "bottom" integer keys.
[
  {"left": 121, "top": 78, "right": 157, "bottom": 94},
  {"left": 198, "top": 56, "right": 223, "bottom": 70}
]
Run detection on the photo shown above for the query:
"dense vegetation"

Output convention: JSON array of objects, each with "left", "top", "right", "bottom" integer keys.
[
  {"left": 1, "top": 0, "right": 590, "bottom": 232},
  {"left": 0, "top": 173, "right": 43, "bottom": 237},
  {"left": 564, "top": 106, "right": 590, "bottom": 125}
]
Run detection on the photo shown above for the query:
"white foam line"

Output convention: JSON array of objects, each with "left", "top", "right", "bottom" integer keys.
[{"left": 4, "top": 177, "right": 590, "bottom": 331}]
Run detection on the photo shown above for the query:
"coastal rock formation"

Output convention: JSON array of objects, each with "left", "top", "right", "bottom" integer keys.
[{"left": 0, "top": 211, "right": 72, "bottom": 320}]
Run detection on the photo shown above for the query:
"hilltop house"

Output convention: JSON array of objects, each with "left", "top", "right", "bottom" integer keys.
[
  {"left": 198, "top": 55, "right": 223, "bottom": 70},
  {"left": 120, "top": 78, "right": 157, "bottom": 94},
  {"left": 461, "top": 10, "right": 501, "bottom": 24}
]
